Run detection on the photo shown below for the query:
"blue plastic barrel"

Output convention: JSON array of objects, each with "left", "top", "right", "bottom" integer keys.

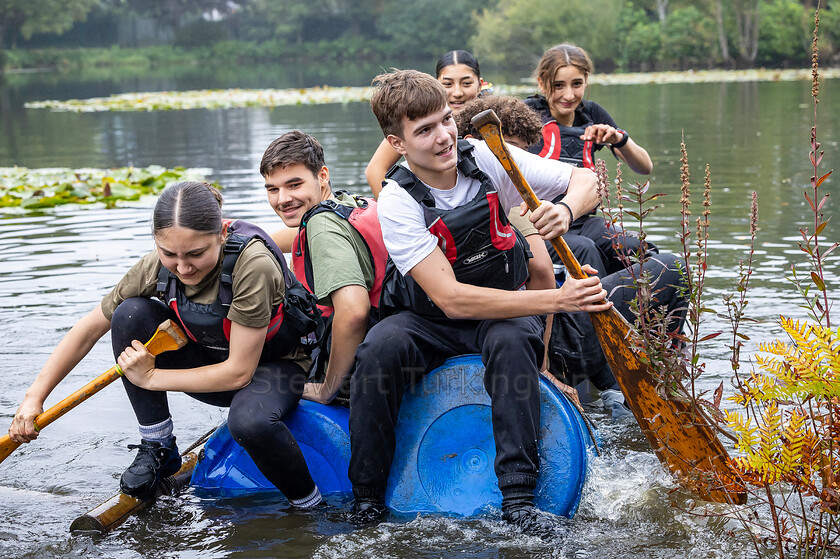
[{"left": 191, "top": 354, "right": 594, "bottom": 517}]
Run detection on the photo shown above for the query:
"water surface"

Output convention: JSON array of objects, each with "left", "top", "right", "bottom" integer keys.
[{"left": 0, "top": 65, "right": 837, "bottom": 558}]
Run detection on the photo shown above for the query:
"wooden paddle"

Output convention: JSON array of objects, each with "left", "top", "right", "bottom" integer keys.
[
  {"left": 471, "top": 109, "right": 746, "bottom": 505},
  {"left": 0, "top": 319, "right": 187, "bottom": 465},
  {"left": 70, "top": 448, "right": 200, "bottom": 533}
]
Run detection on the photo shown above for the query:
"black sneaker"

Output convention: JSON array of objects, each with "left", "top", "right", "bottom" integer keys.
[
  {"left": 346, "top": 499, "right": 387, "bottom": 525},
  {"left": 502, "top": 505, "right": 559, "bottom": 539},
  {"left": 120, "top": 437, "right": 181, "bottom": 497}
]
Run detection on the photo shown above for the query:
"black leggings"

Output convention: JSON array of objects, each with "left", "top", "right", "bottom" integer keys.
[{"left": 111, "top": 297, "right": 315, "bottom": 501}]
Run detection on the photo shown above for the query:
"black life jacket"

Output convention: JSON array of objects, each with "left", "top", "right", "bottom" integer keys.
[
  {"left": 378, "top": 139, "right": 531, "bottom": 320},
  {"left": 292, "top": 192, "right": 388, "bottom": 319},
  {"left": 156, "top": 219, "right": 322, "bottom": 359},
  {"left": 525, "top": 95, "right": 625, "bottom": 171}
]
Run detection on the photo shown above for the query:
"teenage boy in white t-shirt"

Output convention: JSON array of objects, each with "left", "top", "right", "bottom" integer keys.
[{"left": 346, "top": 69, "right": 611, "bottom": 537}]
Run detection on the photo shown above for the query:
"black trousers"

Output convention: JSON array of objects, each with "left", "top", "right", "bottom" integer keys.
[
  {"left": 111, "top": 297, "right": 315, "bottom": 501},
  {"left": 548, "top": 252, "right": 687, "bottom": 391},
  {"left": 551, "top": 214, "right": 657, "bottom": 277},
  {"left": 348, "top": 312, "right": 544, "bottom": 503}
]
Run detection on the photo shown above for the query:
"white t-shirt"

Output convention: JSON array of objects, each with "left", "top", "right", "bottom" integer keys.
[{"left": 378, "top": 138, "right": 574, "bottom": 275}]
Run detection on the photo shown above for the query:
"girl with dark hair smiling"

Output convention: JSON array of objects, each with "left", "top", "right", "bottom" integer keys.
[{"left": 8, "top": 181, "right": 322, "bottom": 508}]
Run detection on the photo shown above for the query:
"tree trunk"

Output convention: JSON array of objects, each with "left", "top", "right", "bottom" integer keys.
[
  {"left": 733, "top": 0, "right": 760, "bottom": 66},
  {"left": 655, "top": 0, "right": 669, "bottom": 24},
  {"left": 0, "top": 24, "right": 5, "bottom": 74},
  {"left": 715, "top": 0, "right": 732, "bottom": 66}
]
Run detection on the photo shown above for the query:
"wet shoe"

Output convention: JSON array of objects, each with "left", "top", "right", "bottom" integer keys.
[
  {"left": 347, "top": 499, "right": 387, "bottom": 525},
  {"left": 120, "top": 437, "right": 181, "bottom": 497},
  {"left": 502, "top": 505, "right": 559, "bottom": 539},
  {"left": 601, "top": 389, "right": 634, "bottom": 420}
]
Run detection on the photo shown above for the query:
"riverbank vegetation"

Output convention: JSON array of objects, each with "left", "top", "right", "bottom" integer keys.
[
  {"left": 610, "top": 9, "right": 839, "bottom": 556},
  {"left": 1, "top": 0, "right": 839, "bottom": 75}
]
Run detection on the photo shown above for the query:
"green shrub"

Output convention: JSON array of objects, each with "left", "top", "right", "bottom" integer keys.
[
  {"left": 661, "top": 6, "right": 717, "bottom": 68},
  {"left": 757, "top": 0, "right": 809, "bottom": 65},
  {"left": 617, "top": 2, "right": 662, "bottom": 71},
  {"left": 174, "top": 20, "right": 230, "bottom": 49}
]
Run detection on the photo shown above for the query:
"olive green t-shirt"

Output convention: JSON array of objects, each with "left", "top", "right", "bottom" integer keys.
[
  {"left": 101, "top": 238, "right": 310, "bottom": 366},
  {"left": 303, "top": 192, "right": 376, "bottom": 307}
]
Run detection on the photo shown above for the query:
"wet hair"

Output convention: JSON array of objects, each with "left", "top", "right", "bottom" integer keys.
[
  {"left": 454, "top": 95, "right": 543, "bottom": 149},
  {"left": 260, "top": 130, "right": 326, "bottom": 178},
  {"left": 152, "top": 181, "right": 223, "bottom": 235},
  {"left": 435, "top": 50, "right": 481, "bottom": 80},
  {"left": 534, "top": 43, "right": 594, "bottom": 95},
  {"left": 370, "top": 69, "right": 447, "bottom": 139}
]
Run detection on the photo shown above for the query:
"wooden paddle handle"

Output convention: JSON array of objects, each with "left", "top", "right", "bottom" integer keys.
[
  {"left": 0, "top": 320, "right": 187, "bottom": 465},
  {"left": 470, "top": 109, "right": 587, "bottom": 281}
]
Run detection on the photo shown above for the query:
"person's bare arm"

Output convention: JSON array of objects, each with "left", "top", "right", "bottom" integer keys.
[
  {"left": 365, "top": 139, "right": 402, "bottom": 198},
  {"left": 119, "top": 321, "right": 265, "bottom": 392},
  {"left": 408, "top": 248, "right": 611, "bottom": 321},
  {"left": 523, "top": 234, "right": 556, "bottom": 291},
  {"left": 582, "top": 124, "right": 652, "bottom": 175},
  {"left": 9, "top": 305, "right": 111, "bottom": 442},
  {"left": 302, "top": 285, "right": 370, "bottom": 404}
]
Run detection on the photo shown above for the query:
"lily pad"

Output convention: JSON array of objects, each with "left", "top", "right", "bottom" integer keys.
[
  {"left": 23, "top": 69, "right": 840, "bottom": 113},
  {"left": 0, "top": 166, "right": 214, "bottom": 210}
]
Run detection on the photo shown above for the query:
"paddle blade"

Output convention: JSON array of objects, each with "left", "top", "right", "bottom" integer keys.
[{"left": 591, "top": 310, "right": 746, "bottom": 503}]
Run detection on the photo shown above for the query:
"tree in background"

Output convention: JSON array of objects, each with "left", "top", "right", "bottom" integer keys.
[
  {"left": 2, "top": 0, "right": 838, "bottom": 71},
  {"left": 0, "top": 0, "right": 99, "bottom": 70},
  {"left": 472, "top": 0, "right": 836, "bottom": 72},
  {"left": 238, "top": 0, "right": 341, "bottom": 44},
  {"left": 757, "top": 0, "right": 812, "bottom": 65},
  {"left": 471, "top": 0, "right": 621, "bottom": 72},
  {"left": 376, "top": 0, "right": 489, "bottom": 60}
]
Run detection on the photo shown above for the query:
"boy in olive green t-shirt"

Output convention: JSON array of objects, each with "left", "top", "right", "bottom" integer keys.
[{"left": 261, "top": 130, "right": 386, "bottom": 404}]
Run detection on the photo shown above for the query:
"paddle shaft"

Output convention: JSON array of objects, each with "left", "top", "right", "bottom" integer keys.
[
  {"left": 469, "top": 112, "right": 588, "bottom": 281},
  {"left": 0, "top": 320, "right": 187, "bottom": 465},
  {"left": 471, "top": 109, "right": 746, "bottom": 504},
  {"left": 70, "top": 451, "right": 199, "bottom": 533}
]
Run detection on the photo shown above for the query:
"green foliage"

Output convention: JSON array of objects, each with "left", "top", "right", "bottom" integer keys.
[
  {"left": 660, "top": 6, "right": 718, "bottom": 68},
  {"left": 757, "top": 0, "right": 810, "bottom": 65},
  {"left": 239, "top": 0, "right": 338, "bottom": 44},
  {"left": 173, "top": 20, "right": 230, "bottom": 49},
  {"left": 0, "top": 166, "right": 213, "bottom": 209},
  {"left": 471, "top": 0, "right": 622, "bottom": 73},
  {"left": 0, "top": 0, "right": 99, "bottom": 41},
  {"left": 120, "top": 0, "right": 234, "bottom": 28},
  {"left": 617, "top": 1, "right": 662, "bottom": 70},
  {"left": 376, "top": 0, "right": 487, "bottom": 59}
]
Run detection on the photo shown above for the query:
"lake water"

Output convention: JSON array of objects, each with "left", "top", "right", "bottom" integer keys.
[{"left": 0, "top": 62, "right": 837, "bottom": 558}]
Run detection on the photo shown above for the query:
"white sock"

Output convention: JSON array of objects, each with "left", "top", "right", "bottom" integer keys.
[
  {"left": 289, "top": 486, "right": 323, "bottom": 509},
  {"left": 138, "top": 417, "right": 174, "bottom": 443}
]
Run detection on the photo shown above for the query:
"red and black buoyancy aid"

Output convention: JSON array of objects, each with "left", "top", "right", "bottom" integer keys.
[
  {"left": 525, "top": 95, "right": 625, "bottom": 171},
  {"left": 292, "top": 192, "right": 388, "bottom": 318},
  {"left": 378, "top": 139, "right": 531, "bottom": 319},
  {"left": 156, "top": 219, "right": 321, "bottom": 357}
]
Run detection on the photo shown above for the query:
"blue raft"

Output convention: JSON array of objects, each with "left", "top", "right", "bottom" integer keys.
[{"left": 190, "top": 354, "right": 595, "bottom": 517}]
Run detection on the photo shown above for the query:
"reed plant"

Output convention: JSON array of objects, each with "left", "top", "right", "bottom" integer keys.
[{"left": 601, "top": 6, "right": 839, "bottom": 557}]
